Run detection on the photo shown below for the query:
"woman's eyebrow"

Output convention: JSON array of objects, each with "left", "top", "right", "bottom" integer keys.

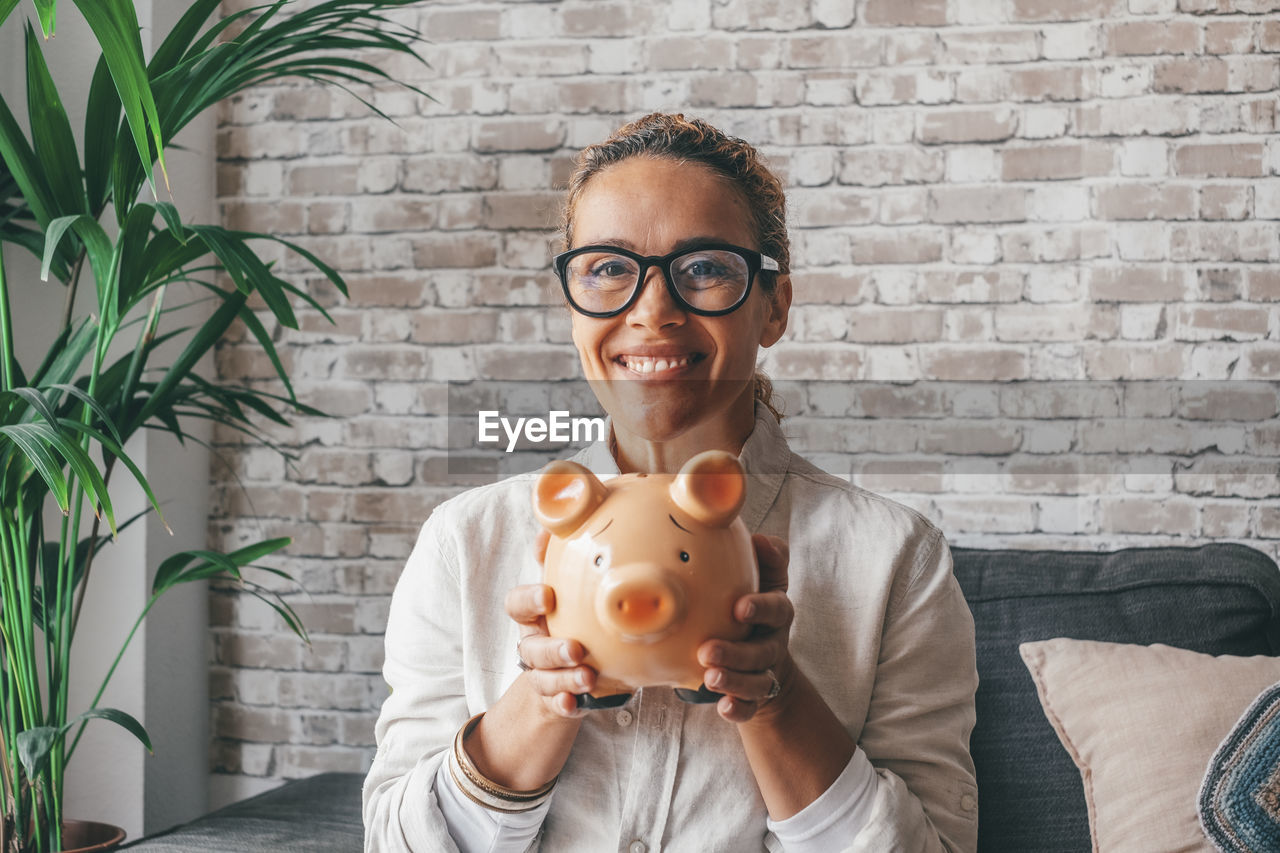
[{"left": 580, "top": 236, "right": 731, "bottom": 254}]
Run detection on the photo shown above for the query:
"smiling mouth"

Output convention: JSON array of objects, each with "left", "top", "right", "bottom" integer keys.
[{"left": 615, "top": 354, "right": 704, "bottom": 376}]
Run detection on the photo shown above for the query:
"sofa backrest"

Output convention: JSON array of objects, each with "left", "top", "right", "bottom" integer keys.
[{"left": 952, "top": 543, "right": 1280, "bottom": 853}]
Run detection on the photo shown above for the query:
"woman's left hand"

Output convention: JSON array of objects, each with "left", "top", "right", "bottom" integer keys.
[{"left": 697, "top": 534, "right": 794, "bottom": 723}]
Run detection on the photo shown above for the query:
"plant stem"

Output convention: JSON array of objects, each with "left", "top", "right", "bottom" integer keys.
[
  {"left": 65, "top": 595, "right": 155, "bottom": 764},
  {"left": 0, "top": 245, "right": 14, "bottom": 393},
  {"left": 60, "top": 252, "right": 86, "bottom": 338},
  {"left": 68, "top": 507, "right": 104, "bottom": 641}
]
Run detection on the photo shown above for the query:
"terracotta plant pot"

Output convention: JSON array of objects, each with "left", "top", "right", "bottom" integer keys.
[{"left": 59, "top": 820, "right": 126, "bottom": 853}]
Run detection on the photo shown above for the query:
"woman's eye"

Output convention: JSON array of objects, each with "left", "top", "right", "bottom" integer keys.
[
  {"left": 593, "top": 261, "right": 631, "bottom": 279},
  {"left": 682, "top": 259, "right": 723, "bottom": 278}
]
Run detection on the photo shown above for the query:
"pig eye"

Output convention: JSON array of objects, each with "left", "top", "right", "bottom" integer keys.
[
  {"left": 594, "top": 554, "right": 604, "bottom": 567},
  {"left": 679, "top": 551, "right": 690, "bottom": 562}
]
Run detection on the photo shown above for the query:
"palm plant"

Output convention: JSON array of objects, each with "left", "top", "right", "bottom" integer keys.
[{"left": 0, "top": 1, "right": 425, "bottom": 850}]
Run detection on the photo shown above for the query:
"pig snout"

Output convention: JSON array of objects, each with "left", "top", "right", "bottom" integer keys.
[{"left": 594, "top": 564, "right": 685, "bottom": 642}]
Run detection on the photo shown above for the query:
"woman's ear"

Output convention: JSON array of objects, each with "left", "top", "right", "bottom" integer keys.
[{"left": 759, "top": 274, "right": 792, "bottom": 348}]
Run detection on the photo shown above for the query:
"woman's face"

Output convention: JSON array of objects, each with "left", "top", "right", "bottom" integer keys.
[{"left": 568, "top": 156, "right": 790, "bottom": 445}]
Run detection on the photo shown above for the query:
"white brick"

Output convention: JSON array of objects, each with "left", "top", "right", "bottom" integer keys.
[
  {"left": 950, "top": 0, "right": 1009, "bottom": 23},
  {"left": 946, "top": 148, "right": 999, "bottom": 183},
  {"left": 1119, "top": 139, "right": 1169, "bottom": 177},
  {"left": 1256, "top": 181, "right": 1280, "bottom": 219},
  {"left": 812, "top": 0, "right": 856, "bottom": 28},
  {"left": 1098, "top": 64, "right": 1154, "bottom": 98},
  {"left": 949, "top": 231, "right": 1002, "bottom": 264},
  {"left": 873, "top": 269, "right": 917, "bottom": 305},
  {"left": 1128, "top": 0, "right": 1177, "bottom": 12},
  {"left": 1123, "top": 473, "right": 1175, "bottom": 493},
  {"left": 1026, "top": 266, "right": 1084, "bottom": 302},
  {"left": 1030, "top": 185, "right": 1090, "bottom": 221},
  {"left": 1190, "top": 342, "right": 1247, "bottom": 378},
  {"left": 242, "top": 161, "right": 284, "bottom": 197},
  {"left": 880, "top": 188, "right": 928, "bottom": 224},
  {"left": 1022, "top": 106, "right": 1070, "bottom": 139},
  {"left": 1029, "top": 343, "right": 1085, "bottom": 379},
  {"left": 1120, "top": 305, "right": 1166, "bottom": 339},
  {"left": 1041, "top": 23, "right": 1100, "bottom": 60},
  {"left": 372, "top": 451, "right": 416, "bottom": 487},
  {"left": 667, "top": 0, "right": 712, "bottom": 29},
  {"left": 1037, "top": 497, "right": 1097, "bottom": 534},
  {"left": 1114, "top": 223, "right": 1169, "bottom": 261},
  {"left": 870, "top": 111, "right": 916, "bottom": 144},
  {"left": 790, "top": 148, "right": 837, "bottom": 186},
  {"left": 588, "top": 42, "right": 642, "bottom": 74},
  {"left": 498, "top": 156, "right": 551, "bottom": 191},
  {"left": 1022, "top": 422, "right": 1076, "bottom": 454},
  {"left": 861, "top": 347, "right": 919, "bottom": 380}
]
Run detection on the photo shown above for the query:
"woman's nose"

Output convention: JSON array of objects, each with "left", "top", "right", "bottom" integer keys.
[{"left": 626, "top": 267, "right": 686, "bottom": 330}]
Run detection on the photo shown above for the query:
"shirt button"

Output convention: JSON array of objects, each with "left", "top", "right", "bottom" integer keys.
[
  {"left": 629, "top": 842, "right": 646, "bottom": 853},
  {"left": 616, "top": 709, "right": 634, "bottom": 727},
  {"left": 961, "top": 793, "right": 977, "bottom": 812}
]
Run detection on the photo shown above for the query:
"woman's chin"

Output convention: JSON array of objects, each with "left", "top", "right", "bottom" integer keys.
[{"left": 595, "top": 377, "right": 754, "bottom": 443}]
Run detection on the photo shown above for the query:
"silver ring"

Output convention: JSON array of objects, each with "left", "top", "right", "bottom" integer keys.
[
  {"left": 516, "top": 636, "right": 532, "bottom": 672},
  {"left": 763, "top": 668, "right": 782, "bottom": 702}
]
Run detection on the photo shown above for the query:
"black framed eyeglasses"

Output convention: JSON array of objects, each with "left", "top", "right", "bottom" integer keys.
[{"left": 553, "top": 242, "right": 780, "bottom": 318}]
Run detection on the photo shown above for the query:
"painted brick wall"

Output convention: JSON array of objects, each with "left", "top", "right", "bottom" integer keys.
[{"left": 209, "top": 0, "right": 1280, "bottom": 800}]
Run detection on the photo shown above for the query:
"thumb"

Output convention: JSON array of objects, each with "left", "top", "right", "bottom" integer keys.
[
  {"left": 534, "top": 529, "right": 551, "bottom": 566},
  {"left": 752, "top": 534, "right": 789, "bottom": 595}
]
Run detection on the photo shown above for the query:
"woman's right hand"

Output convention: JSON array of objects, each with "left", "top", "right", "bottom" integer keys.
[{"left": 504, "top": 530, "right": 598, "bottom": 718}]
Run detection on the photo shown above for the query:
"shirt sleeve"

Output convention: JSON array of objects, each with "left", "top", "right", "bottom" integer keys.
[
  {"left": 846, "top": 529, "right": 980, "bottom": 853},
  {"left": 766, "top": 746, "right": 879, "bottom": 851},
  {"left": 363, "top": 514, "right": 551, "bottom": 852},
  {"left": 433, "top": 756, "right": 550, "bottom": 852}
]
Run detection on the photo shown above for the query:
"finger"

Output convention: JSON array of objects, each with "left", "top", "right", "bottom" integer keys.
[
  {"left": 505, "top": 584, "right": 555, "bottom": 624},
  {"left": 751, "top": 534, "right": 790, "bottom": 594},
  {"left": 733, "top": 590, "right": 794, "bottom": 629},
  {"left": 534, "top": 530, "right": 550, "bottom": 565},
  {"left": 518, "top": 635, "right": 584, "bottom": 670},
  {"left": 528, "top": 664, "right": 596, "bottom": 698},
  {"left": 548, "top": 691, "right": 588, "bottom": 719},
  {"left": 717, "top": 694, "right": 758, "bottom": 724},
  {"left": 698, "top": 636, "right": 782, "bottom": 673},
  {"left": 703, "top": 667, "right": 778, "bottom": 703}
]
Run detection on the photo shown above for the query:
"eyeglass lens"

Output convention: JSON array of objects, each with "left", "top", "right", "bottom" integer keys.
[{"left": 564, "top": 249, "right": 751, "bottom": 315}]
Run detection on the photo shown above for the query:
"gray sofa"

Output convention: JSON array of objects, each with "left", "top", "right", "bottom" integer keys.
[{"left": 123, "top": 543, "right": 1280, "bottom": 852}]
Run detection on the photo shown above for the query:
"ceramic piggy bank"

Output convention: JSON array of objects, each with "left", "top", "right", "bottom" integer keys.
[{"left": 532, "top": 450, "right": 757, "bottom": 708}]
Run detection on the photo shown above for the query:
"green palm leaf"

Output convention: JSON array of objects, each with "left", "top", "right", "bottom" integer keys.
[
  {"left": 0, "top": 422, "right": 69, "bottom": 510},
  {"left": 25, "top": 22, "right": 88, "bottom": 217},
  {"left": 72, "top": 0, "right": 168, "bottom": 197},
  {"left": 0, "top": 0, "right": 21, "bottom": 29}
]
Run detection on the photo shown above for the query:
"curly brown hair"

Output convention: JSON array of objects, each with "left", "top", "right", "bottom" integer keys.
[{"left": 559, "top": 113, "right": 789, "bottom": 422}]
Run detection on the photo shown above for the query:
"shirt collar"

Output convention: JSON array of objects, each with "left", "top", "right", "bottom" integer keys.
[{"left": 570, "top": 403, "right": 790, "bottom": 534}]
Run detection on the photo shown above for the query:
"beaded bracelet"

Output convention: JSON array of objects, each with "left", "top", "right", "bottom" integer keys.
[{"left": 448, "top": 712, "right": 557, "bottom": 814}]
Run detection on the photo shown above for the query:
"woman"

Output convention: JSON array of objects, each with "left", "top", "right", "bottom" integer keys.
[{"left": 363, "top": 113, "right": 978, "bottom": 852}]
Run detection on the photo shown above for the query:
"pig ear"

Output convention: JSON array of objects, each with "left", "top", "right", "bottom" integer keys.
[
  {"left": 533, "top": 461, "right": 607, "bottom": 536},
  {"left": 670, "top": 450, "right": 746, "bottom": 528}
]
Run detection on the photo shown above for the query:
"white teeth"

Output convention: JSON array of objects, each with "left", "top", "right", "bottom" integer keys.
[{"left": 620, "top": 355, "right": 692, "bottom": 374}]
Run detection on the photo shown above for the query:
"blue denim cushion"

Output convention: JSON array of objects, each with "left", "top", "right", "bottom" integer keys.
[
  {"left": 1199, "top": 680, "right": 1280, "bottom": 853},
  {"left": 952, "top": 544, "right": 1280, "bottom": 853}
]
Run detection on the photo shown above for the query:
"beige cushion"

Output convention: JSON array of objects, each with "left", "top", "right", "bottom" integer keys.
[{"left": 1019, "top": 638, "right": 1280, "bottom": 853}]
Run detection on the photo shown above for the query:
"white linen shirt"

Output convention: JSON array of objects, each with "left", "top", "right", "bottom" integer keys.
[{"left": 363, "top": 406, "right": 979, "bottom": 852}]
